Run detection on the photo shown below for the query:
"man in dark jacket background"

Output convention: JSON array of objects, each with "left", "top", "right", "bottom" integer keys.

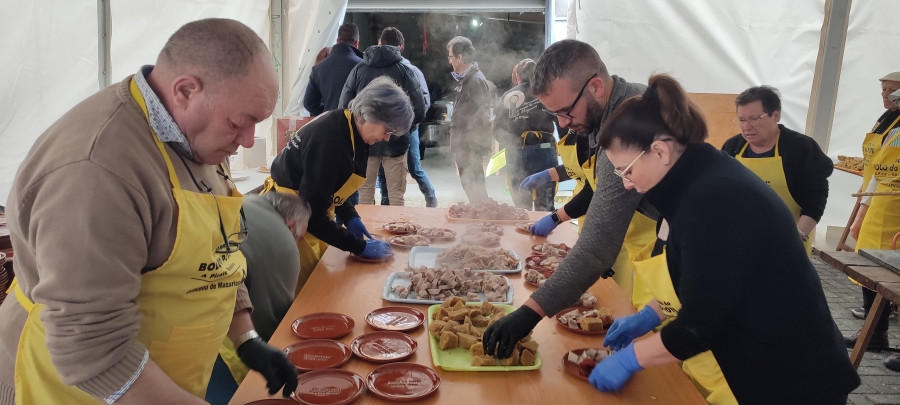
[
  {"left": 303, "top": 23, "right": 363, "bottom": 116},
  {"left": 447, "top": 36, "right": 492, "bottom": 203},
  {"left": 339, "top": 30, "right": 425, "bottom": 206}
]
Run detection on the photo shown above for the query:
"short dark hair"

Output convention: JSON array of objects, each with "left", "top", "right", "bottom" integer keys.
[
  {"left": 380, "top": 27, "right": 404, "bottom": 47},
  {"left": 447, "top": 36, "right": 476, "bottom": 63},
  {"left": 533, "top": 39, "right": 609, "bottom": 96},
  {"left": 338, "top": 23, "right": 359, "bottom": 44},
  {"left": 734, "top": 85, "right": 782, "bottom": 115}
]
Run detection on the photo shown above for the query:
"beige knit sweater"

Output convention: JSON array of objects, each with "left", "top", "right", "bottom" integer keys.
[{"left": 0, "top": 76, "right": 252, "bottom": 402}]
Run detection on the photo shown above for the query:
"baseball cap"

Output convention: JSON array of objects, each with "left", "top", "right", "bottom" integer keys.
[{"left": 880, "top": 72, "right": 900, "bottom": 82}]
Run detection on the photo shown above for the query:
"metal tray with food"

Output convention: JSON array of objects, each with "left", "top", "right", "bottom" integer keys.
[
  {"left": 426, "top": 302, "right": 541, "bottom": 371},
  {"left": 381, "top": 271, "right": 514, "bottom": 305},
  {"left": 408, "top": 246, "right": 523, "bottom": 274}
]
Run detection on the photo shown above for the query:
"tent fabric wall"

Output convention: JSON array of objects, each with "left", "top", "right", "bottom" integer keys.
[
  {"left": 573, "top": 0, "right": 825, "bottom": 137},
  {"left": 283, "top": 0, "right": 349, "bottom": 117},
  {"left": 0, "top": 2, "right": 99, "bottom": 206}
]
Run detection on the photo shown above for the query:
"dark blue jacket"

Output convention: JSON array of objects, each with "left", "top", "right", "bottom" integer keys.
[
  {"left": 303, "top": 43, "right": 363, "bottom": 116},
  {"left": 339, "top": 45, "right": 425, "bottom": 157}
]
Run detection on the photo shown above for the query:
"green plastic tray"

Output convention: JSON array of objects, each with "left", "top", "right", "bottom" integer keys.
[{"left": 426, "top": 303, "right": 542, "bottom": 371}]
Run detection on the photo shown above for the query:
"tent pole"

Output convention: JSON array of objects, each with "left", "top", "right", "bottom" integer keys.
[
  {"left": 806, "top": 0, "right": 851, "bottom": 153},
  {"left": 97, "top": 0, "right": 111, "bottom": 89}
]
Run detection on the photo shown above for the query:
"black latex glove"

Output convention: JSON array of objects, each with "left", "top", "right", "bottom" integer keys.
[
  {"left": 236, "top": 337, "right": 298, "bottom": 397},
  {"left": 482, "top": 306, "right": 542, "bottom": 359}
]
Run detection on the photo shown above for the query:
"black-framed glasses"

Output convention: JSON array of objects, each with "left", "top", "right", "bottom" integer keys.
[
  {"left": 206, "top": 188, "right": 248, "bottom": 254},
  {"left": 543, "top": 73, "right": 599, "bottom": 120}
]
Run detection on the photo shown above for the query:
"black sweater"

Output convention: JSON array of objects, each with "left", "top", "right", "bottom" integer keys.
[
  {"left": 647, "top": 143, "right": 859, "bottom": 404},
  {"left": 270, "top": 110, "right": 367, "bottom": 255},
  {"left": 721, "top": 124, "right": 833, "bottom": 222}
]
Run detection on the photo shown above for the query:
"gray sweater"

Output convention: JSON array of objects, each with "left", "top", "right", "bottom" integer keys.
[{"left": 531, "top": 76, "right": 658, "bottom": 316}]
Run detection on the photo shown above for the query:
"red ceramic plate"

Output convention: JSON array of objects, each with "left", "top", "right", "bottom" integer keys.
[
  {"left": 349, "top": 252, "right": 394, "bottom": 263},
  {"left": 383, "top": 222, "right": 421, "bottom": 234},
  {"left": 366, "top": 362, "right": 441, "bottom": 401},
  {"left": 416, "top": 227, "right": 457, "bottom": 242},
  {"left": 283, "top": 339, "right": 352, "bottom": 372},
  {"left": 244, "top": 399, "right": 300, "bottom": 405},
  {"left": 388, "top": 235, "right": 431, "bottom": 250},
  {"left": 365, "top": 307, "right": 426, "bottom": 332},
  {"left": 292, "top": 313, "right": 355, "bottom": 339},
  {"left": 292, "top": 369, "right": 365, "bottom": 405},
  {"left": 350, "top": 331, "right": 418, "bottom": 363},
  {"left": 515, "top": 222, "right": 535, "bottom": 234},
  {"left": 554, "top": 307, "right": 612, "bottom": 336},
  {"left": 562, "top": 348, "right": 611, "bottom": 381},
  {"left": 524, "top": 255, "right": 555, "bottom": 272}
]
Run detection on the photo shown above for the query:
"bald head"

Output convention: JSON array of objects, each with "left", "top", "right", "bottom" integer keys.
[{"left": 156, "top": 18, "right": 270, "bottom": 93}]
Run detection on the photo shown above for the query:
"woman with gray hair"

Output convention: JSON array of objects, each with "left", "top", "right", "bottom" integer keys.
[{"left": 265, "top": 76, "right": 413, "bottom": 280}]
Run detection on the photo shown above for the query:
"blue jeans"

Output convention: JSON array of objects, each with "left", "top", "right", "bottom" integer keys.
[
  {"left": 506, "top": 143, "right": 557, "bottom": 211},
  {"left": 379, "top": 127, "right": 435, "bottom": 204}
]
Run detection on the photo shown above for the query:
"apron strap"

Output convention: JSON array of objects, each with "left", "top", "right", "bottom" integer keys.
[
  {"left": 343, "top": 110, "right": 356, "bottom": 159},
  {"left": 737, "top": 131, "right": 781, "bottom": 157},
  {"left": 9, "top": 278, "right": 35, "bottom": 312}
]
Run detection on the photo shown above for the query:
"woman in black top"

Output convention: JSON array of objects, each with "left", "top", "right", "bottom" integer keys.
[
  {"left": 267, "top": 77, "right": 414, "bottom": 278},
  {"left": 590, "top": 74, "right": 859, "bottom": 404}
]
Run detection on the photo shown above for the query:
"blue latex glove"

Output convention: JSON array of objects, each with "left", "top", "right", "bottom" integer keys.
[
  {"left": 603, "top": 305, "right": 662, "bottom": 351},
  {"left": 589, "top": 344, "right": 643, "bottom": 392},
  {"left": 529, "top": 214, "right": 559, "bottom": 236},
  {"left": 361, "top": 239, "right": 392, "bottom": 258},
  {"left": 519, "top": 170, "right": 552, "bottom": 192},
  {"left": 345, "top": 217, "right": 372, "bottom": 239}
]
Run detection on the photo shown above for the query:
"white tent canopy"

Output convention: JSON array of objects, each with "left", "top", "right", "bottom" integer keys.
[{"left": 2, "top": 1, "right": 899, "bottom": 248}]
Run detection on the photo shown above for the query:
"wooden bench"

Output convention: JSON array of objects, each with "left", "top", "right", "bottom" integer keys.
[{"left": 819, "top": 250, "right": 900, "bottom": 368}]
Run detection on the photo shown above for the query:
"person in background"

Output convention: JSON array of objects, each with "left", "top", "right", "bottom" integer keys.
[
  {"left": 265, "top": 77, "right": 412, "bottom": 284},
  {"left": 447, "top": 36, "right": 492, "bottom": 203},
  {"left": 721, "top": 85, "right": 833, "bottom": 256},
  {"left": 376, "top": 27, "right": 438, "bottom": 208},
  {"left": 241, "top": 193, "right": 310, "bottom": 341},
  {"left": 302, "top": 22, "right": 363, "bottom": 116},
  {"left": 0, "top": 18, "right": 297, "bottom": 404},
  {"left": 482, "top": 38, "right": 654, "bottom": 360},
  {"left": 339, "top": 27, "right": 426, "bottom": 207},
  {"left": 313, "top": 46, "right": 331, "bottom": 66},
  {"left": 846, "top": 72, "right": 900, "bottom": 370},
  {"left": 591, "top": 73, "right": 858, "bottom": 403},
  {"left": 493, "top": 58, "right": 558, "bottom": 211}
]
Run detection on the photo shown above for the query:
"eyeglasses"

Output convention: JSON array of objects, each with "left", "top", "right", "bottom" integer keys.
[
  {"left": 543, "top": 73, "right": 599, "bottom": 120},
  {"left": 732, "top": 113, "right": 770, "bottom": 127},
  {"left": 613, "top": 150, "right": 646, "bottom": 182},
  {"left": 203, "top": 174, "right": 248, "bottom": 254}
]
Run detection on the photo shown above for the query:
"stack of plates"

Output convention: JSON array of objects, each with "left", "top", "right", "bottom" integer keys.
[{"left": 0, "top": 252, "right": 8, "bottom": 305}]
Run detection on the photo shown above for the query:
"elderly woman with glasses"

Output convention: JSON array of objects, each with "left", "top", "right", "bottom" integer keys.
[
  {"left": 589, "top": 74, "right": 859, "bottom": 404},
  {"left": 265, "top": 77, "right": 414, "bottom": 289}
]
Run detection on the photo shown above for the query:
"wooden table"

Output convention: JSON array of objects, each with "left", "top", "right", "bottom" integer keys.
[
  {"left": 229, "top": 206, "right": 706, "bottom": 405},
  {"left": 819, "top": 250, "right": 900, "bottom": 368}
]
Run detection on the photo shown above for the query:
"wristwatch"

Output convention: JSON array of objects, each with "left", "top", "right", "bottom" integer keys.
[{"left": 550, "top": 209, "right": 562, "bottom": 224}]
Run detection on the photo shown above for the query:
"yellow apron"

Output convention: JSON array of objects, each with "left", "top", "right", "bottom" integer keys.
[
  {"left": 12, "top": 79, "right": 248, "bottom": 403},
  {"left": 557, "top": 132, "right": 587, "bottom": 232},
  {"left": 857, "top": 127, "right": 900, "bottom": 251},
  {"left": 262, "top": 110, "right": 365, "bottom": 294},
  {"left": 735, "top": 136, "right": 812, "bottom": 255},
  {"left": 861, "top": 115, "right": 900, "bottom": 191},
  {"left": 609, "top": 211, "right": 658, "bottom": 307},
  {"left": 631, "top": 241, "right": 737, "bottom": 405}
]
